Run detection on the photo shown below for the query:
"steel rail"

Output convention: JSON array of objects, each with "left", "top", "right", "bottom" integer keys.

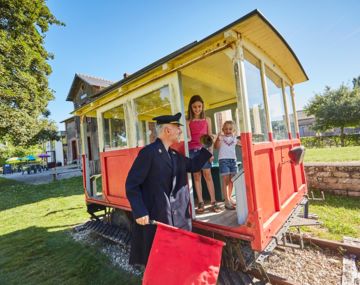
[{"left": 289, "top": 234, "right": 360, "bottom": 256}]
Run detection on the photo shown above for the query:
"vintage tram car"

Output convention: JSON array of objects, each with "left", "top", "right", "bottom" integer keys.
[{"left": 73, "top": 10, "right": 308, "bottom": 274}]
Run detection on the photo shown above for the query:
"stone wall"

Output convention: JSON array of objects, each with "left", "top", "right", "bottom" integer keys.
[{"left": 304, "top": 162, "right": 360, "bottom": 197}]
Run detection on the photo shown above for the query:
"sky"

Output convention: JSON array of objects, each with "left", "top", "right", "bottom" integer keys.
[{"left": 44, "top": 1, "right": 360, "bottom": 131}]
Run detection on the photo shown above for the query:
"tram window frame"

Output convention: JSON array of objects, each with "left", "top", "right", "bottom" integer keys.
[
  {"left": 133, "top": 85, "right": 172, "bottom": 147},
  {"left": 243, "top": 49, "right": 269, "bottom": 143},
  {"left": 265, "top": 65, "right": 288, "bottom": 141},
  {"left": 102, "top": 104, "right": 128, "bottom": 151}
]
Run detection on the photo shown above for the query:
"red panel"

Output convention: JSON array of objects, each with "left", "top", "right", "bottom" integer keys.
[
  {"left": 83, "top": 137, "right": 308, "bottom": 253},
  {"left": 252, "top": 148, "right": 276, "bottom": 222},
  {"left": 170, "top": 140, "right": 185, "bottom": 155},
  {"left": 273, "top": 144, "right": 296, "bottom": 205},
  {"left": 100, "top": 148, "right": 142, "bottom": 208}
]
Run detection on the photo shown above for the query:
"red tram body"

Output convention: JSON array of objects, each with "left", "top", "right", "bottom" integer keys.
[{"left": 75, "top": 10, "right": 308, "bottom": 265}]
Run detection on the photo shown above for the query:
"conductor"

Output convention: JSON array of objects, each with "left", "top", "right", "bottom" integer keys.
[{"left": 125, "top": 112, "right": 212, "bottom": 266}]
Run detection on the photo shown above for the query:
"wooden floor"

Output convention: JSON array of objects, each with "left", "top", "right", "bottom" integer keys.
[{"left": 194, "top": 202, "right": 241, "bottom": 227}]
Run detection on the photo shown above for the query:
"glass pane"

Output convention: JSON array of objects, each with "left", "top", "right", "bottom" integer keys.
[
  {"left": 103, "top": 105, "right": 127, "bottom": 149},
  {"left": 285, "top": 85, "right": 296, "bottom": 139},
  {"left": 244, "top": 49, "right": 268, "bottom": 142},
  {"left": 214, "top": 109, "right": 233, "bottom": 133},
  {"left": 265, "top": 66, "right": 288, "bottom": 140},
  {"left": 134, "top": 86, "right": 171, "bottom": 146}
]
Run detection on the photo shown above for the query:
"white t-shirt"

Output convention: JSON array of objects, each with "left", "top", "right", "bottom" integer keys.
[{"left": 218, "top": 135, "right": 238, "bottom": 160}]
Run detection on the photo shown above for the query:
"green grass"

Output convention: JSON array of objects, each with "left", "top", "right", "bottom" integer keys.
[
  {"left": 304, "top": 146, "right": 360, "bottom": 162},
  {"left": 0, "top": 177, "right": 141, "bottom": 285},
  {"left": 301, "top": 191, "right": 360, "bottom": 241}
]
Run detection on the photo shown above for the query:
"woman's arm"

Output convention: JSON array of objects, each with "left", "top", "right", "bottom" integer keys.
[{"left": 186, "top": 120, "right": 192, "bottom": 141}]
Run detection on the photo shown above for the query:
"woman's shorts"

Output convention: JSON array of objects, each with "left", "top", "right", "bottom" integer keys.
[
  {"left": 189, "top": 149, "right": 212, "bottom": 170},
  {"left": 219, "top": 159, "right": 237, "bottom": 176}
]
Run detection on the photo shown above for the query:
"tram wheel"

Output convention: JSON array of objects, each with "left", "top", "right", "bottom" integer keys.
[{"left": 110, "top": 209, "right": 131, "bottom": 231}]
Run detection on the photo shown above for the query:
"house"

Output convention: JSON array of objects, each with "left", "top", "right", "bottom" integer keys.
[
  {"left": 45, "top": 131, "right": 67, "bottom": 166},
  {"left": 63, "top": 74, "right": 113, "bottom": 171},
  {"left": 297, "top": 110, "right": 360, "bottom": 137}
]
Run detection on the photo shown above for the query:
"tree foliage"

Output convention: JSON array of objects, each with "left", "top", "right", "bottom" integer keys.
[
  {"left": 304, "top": 84, "right": 360, "bottom": 146},
  {"left": 0, "top": 0, "right": 63, "bottom": 145},
  {"left": 353, "top": 75, "right": 360, "bottom": 89}
]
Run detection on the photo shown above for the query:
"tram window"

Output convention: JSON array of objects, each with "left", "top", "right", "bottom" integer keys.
[
  {"left": 243, "top": 49, "right": 268, "bottom": 143},
  {"left": 214, "top": 109, "right": 233, "bottom": 133},
  {"left": 102, "top": 105, "right": 127, "bottom": 150},
  {"left": 134, "top": 86, "right": 171, "bottom": 146},
  {"left": 285, "top": 85, "right": 296, "bottom": 139},
  {"left": 265, "top": 66, "right": 288, "bottom": 140}
]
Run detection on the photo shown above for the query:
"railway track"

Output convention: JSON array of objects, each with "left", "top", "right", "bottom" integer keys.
[
  {"left": 75, "top": 220, "right": 295, "bottom": 284},
  {"left": 76, "top": 220, "right": 359, "bottom": 285}
]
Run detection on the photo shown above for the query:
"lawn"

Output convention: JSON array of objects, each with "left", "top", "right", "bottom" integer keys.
[
  {"left": 302, "top": 191, "right": 360, "bottom": 241},
  {"left": 0, "top": 176, "right": 141, "bottom": 285},
  {"left": 304, "top": 146, "right": 360, "bottom": 162}
]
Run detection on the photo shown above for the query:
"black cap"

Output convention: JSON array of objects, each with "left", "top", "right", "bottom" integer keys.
[{"left": 152, "top": 112, "right": 183, "bottom": 126}]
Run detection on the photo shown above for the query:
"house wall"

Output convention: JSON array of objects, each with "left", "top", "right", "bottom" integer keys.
[
  {"left": 65, "top": 119, "right": 80, "bottom": 164},
  {"left": 73, "top": 82, "right": 102, "bottom": 109}
]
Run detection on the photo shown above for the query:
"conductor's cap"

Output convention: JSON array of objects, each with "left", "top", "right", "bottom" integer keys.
[{"left": 152, "top": 112, "right": 183, "bottom": 126}]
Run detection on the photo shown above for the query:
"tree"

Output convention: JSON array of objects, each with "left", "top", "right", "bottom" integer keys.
[
  {"left": 304, "top": 84, "right": 360, "bottom": 146},
  {"left": 0, "top": 0, "right": 63, "bottom": 145},
  {"left": 353, "top": 75, "right": 360, "bottom": 89}
]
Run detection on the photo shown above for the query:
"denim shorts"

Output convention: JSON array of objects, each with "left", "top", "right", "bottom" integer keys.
[
  {"left": 219, "top": 159, "right": 237, "bottom": 176},
  {"left": 189, "top": 149, "right": 212, "bottom": 169}
]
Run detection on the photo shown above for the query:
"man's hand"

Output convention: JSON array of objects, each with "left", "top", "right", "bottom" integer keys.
[{"left": 136, "top": 215, "right": 149, "bottom": 226}]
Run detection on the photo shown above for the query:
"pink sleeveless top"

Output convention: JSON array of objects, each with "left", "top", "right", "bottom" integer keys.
[{"left": 188, "top": 119, "right": 208, "bottom": 150}]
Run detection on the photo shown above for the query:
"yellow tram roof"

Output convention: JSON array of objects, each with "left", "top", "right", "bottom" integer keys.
[{"left": 73, "top": 9, "right": 308, "bottom": 116}]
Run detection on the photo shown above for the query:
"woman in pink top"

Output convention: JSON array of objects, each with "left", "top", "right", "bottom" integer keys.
[{"left": 186, "top": 95, "right": 221, "bottom": 213}]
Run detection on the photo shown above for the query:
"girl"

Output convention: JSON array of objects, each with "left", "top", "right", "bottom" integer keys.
[
  {"left": 186, "top": 95, "right": 221, "bottom": 213},
  {"left": 214, "top": 120, "right": 241, "bottom": 210}
]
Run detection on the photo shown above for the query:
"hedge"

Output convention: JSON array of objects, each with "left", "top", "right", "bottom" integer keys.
[{"left": 300, "top": 134, "right": 360, "bottom": 148}]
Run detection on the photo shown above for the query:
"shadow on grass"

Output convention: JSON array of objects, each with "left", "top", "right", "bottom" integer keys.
[
  {"left": 309, "top": 189, "right": 360, "bottom": 210},
  {"left": 0, "top": 176, "right": 84, "bottom": 212},
  {"left": 0, "top": 226, "right": 141, "bottom": 285}
]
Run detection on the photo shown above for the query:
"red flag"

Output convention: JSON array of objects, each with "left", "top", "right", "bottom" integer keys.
[{"left": 143, "top": 222, "right": 225, "bottom": 285}]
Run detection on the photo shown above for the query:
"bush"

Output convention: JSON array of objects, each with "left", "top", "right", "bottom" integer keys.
[{"left": 301, "top": 134, "right": 360, "bottom": 148}]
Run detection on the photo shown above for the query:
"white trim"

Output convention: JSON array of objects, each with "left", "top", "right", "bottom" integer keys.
[
  {"left": 260, "top": 60, "right": 272, "bottom": 135},
  {"left": 281, "top": 78, "right": 291, "bottom": 136},
  {"left": 234, "top": 38, "right": 251, "bottom": 133},
  {"left": 291, "top": 86, "right": 300, "bottom": 135}
]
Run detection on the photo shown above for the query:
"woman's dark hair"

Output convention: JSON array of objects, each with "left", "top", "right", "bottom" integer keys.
[{"left": 187, "top": 95, "right": 205, "bottom": 120}]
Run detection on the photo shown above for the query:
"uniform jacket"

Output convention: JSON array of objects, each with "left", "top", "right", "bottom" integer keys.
[{"left": 125, "top": 138, "right": 212, "bottom": 265}]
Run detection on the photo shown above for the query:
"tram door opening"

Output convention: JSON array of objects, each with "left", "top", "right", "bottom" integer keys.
[
  {"left": 82, "top": 115, "right": 103, "bottom": 198},
  {"left": 180, "top": 48, "right": 247, "bottom": 227}
]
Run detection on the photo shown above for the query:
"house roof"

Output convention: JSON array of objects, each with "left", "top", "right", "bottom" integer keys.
[
  {"left": 60, "top": 116, "right": 75, "bottom": 123},
  {"left": 66, "top": 73, "right": 114, "bottom": 101}
]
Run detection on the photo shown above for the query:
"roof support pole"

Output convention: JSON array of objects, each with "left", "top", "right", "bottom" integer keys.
[
  {"left": 290, "top": 87, "right": 300, "bottom": 139},
  {"left": 259, "top": 61, "right": 272, "bottom": 140},
  {"left": 80, "top": 115, "right": 91, "bottom": 195},
  {"left": 234, "top": 38, "right": 251, "bottom": 133},
  {"left": 281, "top": 79, "right": 291, "bottom": 139}
]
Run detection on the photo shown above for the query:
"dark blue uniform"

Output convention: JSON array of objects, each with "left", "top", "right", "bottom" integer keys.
[{"left": 126, "top": 138, "right": 211, "bottom": 265}]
